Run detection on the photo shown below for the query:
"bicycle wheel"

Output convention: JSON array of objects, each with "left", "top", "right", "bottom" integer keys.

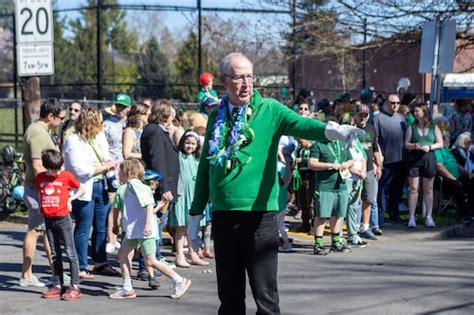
[
  {"left": 0, "top": 177, "right": 8, "bottom": 205},
  {"left": 3, "top": 195, "right": 18, "bottom": 213}
]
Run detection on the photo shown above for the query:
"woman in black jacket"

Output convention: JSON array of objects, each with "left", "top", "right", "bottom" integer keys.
[
  {"left": 139, "top": 100, "right": 179, "bottom": 278},
  {"left": 141, "top": 100, "right": 180, "bottom": 201}
]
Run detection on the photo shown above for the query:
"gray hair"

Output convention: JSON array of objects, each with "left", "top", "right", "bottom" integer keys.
[
  {"left": 219, "top": 52, "right": 253, "bottom": 76},
  {"left": 454, "top": 131, "right": 471, "bottom": 149}
]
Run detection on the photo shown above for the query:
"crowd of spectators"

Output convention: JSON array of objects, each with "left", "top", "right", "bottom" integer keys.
[
  {"left": 16, "top": 82, "right": 473, "bottom": 298},
  {"left": 286, "top": 88, "right": 473, "bottom": 249}
]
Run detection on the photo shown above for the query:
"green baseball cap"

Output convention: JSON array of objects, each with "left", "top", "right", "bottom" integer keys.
[{"left": 114, "top": 92, "right": 131, "bottom": 106}]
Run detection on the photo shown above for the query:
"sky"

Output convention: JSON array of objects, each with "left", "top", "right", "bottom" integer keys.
[{"left": 55, "top": 0, "right": 291, "bottom": 42}]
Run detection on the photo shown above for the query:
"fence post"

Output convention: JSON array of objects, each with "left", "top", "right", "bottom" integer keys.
[
  {"left": 291, "top": 0, "right": 296, "bottom": 102},
  {"left": 96, "top": 0, "right": 102, "bottom": 100},
  {"left": 197, "top": 0, "right": 202, "bottom": 85},
  {"left": 12, "top": 13, "right": 19, "bottom": 147}
]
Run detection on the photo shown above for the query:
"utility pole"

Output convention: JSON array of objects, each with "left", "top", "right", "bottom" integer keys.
[
  {"left": 429, "top": 15, "right": 441, "bottom": 119},
  {"left": 362, "top": 18, "right": 367, "bottom": 89},
  {"left": 96, "top": 0, "right": 102, "bottom": 99},
  {"left": 12, "top": 13, "right": 19, "bottom": 146},
  {"left": 291, "top": 0, "right": 296, "bottom": 101},
  {"left": 197, "top": 0, "right": 202, "bottom": 82}
]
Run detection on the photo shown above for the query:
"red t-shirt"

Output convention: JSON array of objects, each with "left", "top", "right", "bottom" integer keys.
[{"left": 36, "top": 171, "right": 81, "bottom": 217}]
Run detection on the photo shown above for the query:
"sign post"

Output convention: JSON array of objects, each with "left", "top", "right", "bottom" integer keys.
[
  {"left": 15, "top": 0, "right": 54, "bottom": 127},
  {"left": 419, "top": 18, "right": 456, "bottom": 117}
]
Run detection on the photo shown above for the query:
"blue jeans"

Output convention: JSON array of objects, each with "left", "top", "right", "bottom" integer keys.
[
  {"left": 370, "top": 180, "right": 380, "bottom": 229},
  {"left": 72, "top": 181, "right": 110, "bottom": 270}
]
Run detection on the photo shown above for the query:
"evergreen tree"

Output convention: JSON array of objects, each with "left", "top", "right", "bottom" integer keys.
[
  {"left": 68, "top": 0, "right": 138, "bottom": 98},
  {"left": 136, "top": 36, "right": 170, "bottom": 99},
  {"left": 173, "top": 31, "right": 198, "bottom": 101}
]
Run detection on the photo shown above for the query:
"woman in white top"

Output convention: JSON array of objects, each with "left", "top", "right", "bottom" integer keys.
[{"left": 63, "top": 108, "right": 118, "bottom": 279}]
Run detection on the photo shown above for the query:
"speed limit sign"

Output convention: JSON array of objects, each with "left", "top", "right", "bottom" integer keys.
[
  {"left": 15, "top": 0, "right": 53, "bottom": 44},
  {"left": 15, "top": 0, "right": 54, "bottom": 76}
]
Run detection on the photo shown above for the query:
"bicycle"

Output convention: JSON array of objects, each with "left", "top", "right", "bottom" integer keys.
[{"left": 0, "top": 146, "right": 25, "bottom": 213}]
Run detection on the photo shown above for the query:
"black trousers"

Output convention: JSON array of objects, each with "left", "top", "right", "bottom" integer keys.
[
  {"left": 212, "top": 211, "right": 280, "bottom": 315},
  {"left": 296, "top": 175, "right": 315, "bottom": 227},
  {"left": 378, "top": 161, "right": 405, "bottom": 223},
  {"left": 441, "top": 173, "right": 474, "bottom": 218}
]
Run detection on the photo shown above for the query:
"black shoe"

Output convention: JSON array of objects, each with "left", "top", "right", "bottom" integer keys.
[
  {"left": 359, "top": 229, "right": 377, "bottom": 240},
  {"left": 347, "top": 237, "right": 368, "bottom": 248},
  {"left": 136, "top": 270, "right": 149, "bottom": 281},
  {"left": 313, "top": 245, "right": 329, "bottom": 256},
  {"left": 148, "top": 276, "right": 161, "bottom": 289},
  {"left": 287, "top": 203, "right": 299, "bottom": 216},
  {"left": 330, "top": 242, "right": 352, "bottom": 253},
  {"left": 297, "top": 224, "right": 311, "bottom": 233},
  {"left": 372, "top": 228, "right": 383, "bottom": 236},
  {"left": 388, "top": 217, "right": 405, "bottom": 225}
]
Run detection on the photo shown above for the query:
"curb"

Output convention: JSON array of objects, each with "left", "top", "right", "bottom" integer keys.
[
  {"left": 0, "top": 214, "right": 28, "bottom": 225},
  {"left": 431, "top": 223, "right": 474, "bottom": 239},
  {"left": 287, "top": 223, "right": 474, "bottom": 246},
  {"left": 2, "top": 216, "right": 472, "bottom": 239}
]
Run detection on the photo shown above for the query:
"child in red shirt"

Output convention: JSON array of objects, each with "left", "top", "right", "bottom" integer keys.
[{"left": 36, "top": 149, "right": 85, "bottom": 301}]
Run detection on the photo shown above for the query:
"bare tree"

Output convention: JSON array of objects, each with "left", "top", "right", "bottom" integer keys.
[{"left": 256, "top": 0, "right": 473, "bottom": 65}]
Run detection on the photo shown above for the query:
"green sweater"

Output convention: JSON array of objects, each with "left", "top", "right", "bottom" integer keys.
[{"left": 189, "top": 90, "right": 328, "bottom": 214}]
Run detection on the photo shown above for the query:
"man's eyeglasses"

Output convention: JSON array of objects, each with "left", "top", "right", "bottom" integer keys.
[
  {"left": 69, "top": 108, "right": 80, "bottom": 113},
  {"left": 224, "top": 74, "right": 255, "bottom": 84},
  {"left": 299, "top": 107, "right": 309, "bottom": 111},
  {"left": 54, "top": 114, "right": 66, "bottom": 121},
  {"left": 390, "top": 101, "right": 400, "bottom": 105}
]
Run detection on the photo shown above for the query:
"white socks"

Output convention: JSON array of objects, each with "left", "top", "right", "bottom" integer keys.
[
  {"left": 123, "top": 278, "right": 133, "bottom": 292},
  {"left": 172, "top": 275, "right": 184, "bottom": 284}
]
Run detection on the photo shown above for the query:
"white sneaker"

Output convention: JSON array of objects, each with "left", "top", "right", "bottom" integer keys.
[
  {"left": 407, "top": 217, "right": 416, "bottom": 228},
  {"left": 19, "top": 275, "right": 46, "bottom": 287},
  {"left": 171, "top": 278, "right": 191, "bottom": 299},
  {"left": 278, "top": 243, "right": 293, "bottom": 253},
  {"left": 106, "top": 243, "right": 116, "bottom": 254},
  {"left": 425, "top": 217, "right": 436, "bottom": 228}
]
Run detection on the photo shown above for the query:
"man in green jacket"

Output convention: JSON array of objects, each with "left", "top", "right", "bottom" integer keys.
[{"left": 189, "top": 52, "right": 363, "bottom": 315}]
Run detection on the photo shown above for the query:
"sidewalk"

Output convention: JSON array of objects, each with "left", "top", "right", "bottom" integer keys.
[
  {"left": 285, "top": 214, "right": 474, "bottom": 246},
  {"left": 4, "top": 212, "right": 473, "bottom": 247}
]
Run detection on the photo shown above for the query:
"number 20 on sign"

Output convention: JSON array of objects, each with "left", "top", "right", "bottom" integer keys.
[{"left": 16, "top": 0, "right": 54, "bottom": 44}]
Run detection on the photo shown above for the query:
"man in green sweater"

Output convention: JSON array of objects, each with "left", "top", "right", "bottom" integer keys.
[{"left": 189, "top": 52, "right": 363, "bottom": 315}]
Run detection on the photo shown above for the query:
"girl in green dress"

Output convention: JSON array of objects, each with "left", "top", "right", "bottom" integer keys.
[{"left": 171, "top": 130, "right": 209, "bottom": 267}]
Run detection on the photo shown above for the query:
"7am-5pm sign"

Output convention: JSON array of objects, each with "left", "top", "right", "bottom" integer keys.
[{"left": 15, "top": 0, "right": 54, "bottom": 76}]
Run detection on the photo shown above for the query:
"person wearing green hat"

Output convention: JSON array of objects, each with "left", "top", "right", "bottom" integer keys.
[
  {"left": 103, "top": 92, "right": 132, "bottom": 256},
  {"left": 103, "top": 93, "right": 132, "bottom": 163}
]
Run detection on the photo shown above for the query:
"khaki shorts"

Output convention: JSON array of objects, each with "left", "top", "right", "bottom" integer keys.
[
  {"left": 315, "top": 190, "right": 348, "bottom": 218},
  {"left": 123, "top": 237, "right": 156, "bottom": 256},
  {"left": 23, "top": 185, "right": 45, "bottom": 231}
]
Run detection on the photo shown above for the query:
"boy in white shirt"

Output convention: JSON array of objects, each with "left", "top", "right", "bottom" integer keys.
[{"left": 110, "top": 158, "right": 191, "bottom": 299}]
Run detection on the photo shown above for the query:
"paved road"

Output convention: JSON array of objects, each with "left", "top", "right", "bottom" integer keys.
[{"left": 0, "top": 221, "right": 473, "bottom": 315}]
